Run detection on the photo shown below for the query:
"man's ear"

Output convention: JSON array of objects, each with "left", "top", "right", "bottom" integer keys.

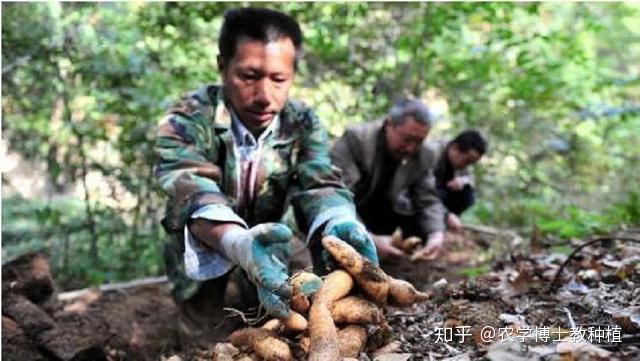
[{"left": 217, "top": 55, "right": 225, "bottom": 74}]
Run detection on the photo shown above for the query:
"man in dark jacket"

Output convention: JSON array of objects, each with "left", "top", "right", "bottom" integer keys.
[
  {"left": 429, "top": 130, "right": 487, "bottom": 232},
  {"left": 330, "top": 99, "right": 447, "bottom": 261}
]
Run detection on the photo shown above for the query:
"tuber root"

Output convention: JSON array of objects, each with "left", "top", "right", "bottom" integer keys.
[
  {"left": 298, "top": 336, "right": 311, "bottom": 354},
  {"left": 290, "top": 271, "right": 322, "bottom": 314},
  {"left": 262, "top": 319, "right": 283, "bottom": 332},
  {"left": 211, "top": 342, "right": 239, "bottom": 361},
  {"left": 229, "top": 328, "right": 292, "bottom": 361},
  {"left": 331, "top": 296, "right": 383, "bottom": 324},
  {"left": 282, "top": 310, "right": 308, "bottom": 332},
  {"left": 387, "top": 277, "right": 429, "bottom": 306},
  {"left": 291, "top": 293, "right": 311, "bottom": 314},
  {"left": 309, "top": 302, "right": 340, "bottom": 361},
  {"left": 338, "top": 325, "right": 368, "bottom": 358},
  {"left": 321, "top": 236, "right": 389, "bottom": 304},
  {"left": 308, "top": 270, "right": 354, "bottom": 361},
  {"left": 313, "top": 269, "right": 354, "bottom": 305},
  {"left": 402, "top": 236, "right": 422, "bottom": 253},
  {"left": 391, "top": 230, "right": 404, "bottom": 250}
]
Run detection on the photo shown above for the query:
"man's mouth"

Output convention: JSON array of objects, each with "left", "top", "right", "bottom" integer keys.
[{"left": 247, "top": 110, "right": 276, "bottom": 122}]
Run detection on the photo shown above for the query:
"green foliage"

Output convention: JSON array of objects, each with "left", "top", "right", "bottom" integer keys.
[
  {"left": 2, "top": 195, "right": 163, "bottom": 290},
  {"left": 2, "top": 3, "right": 639, "bottom": 289},
  {"left": 468, "top": 192, "right": 640, "bottom": 240},
  {"left": 457, "top": 264, "right": 492, "bottom": 279}
]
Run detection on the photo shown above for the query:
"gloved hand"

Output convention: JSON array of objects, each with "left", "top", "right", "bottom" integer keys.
[
  {"left": 323, "top": 219, "right": 379, "bottom": 265},
  {"left": 220, "top": 223, "right": 292, "bottom": 318}
]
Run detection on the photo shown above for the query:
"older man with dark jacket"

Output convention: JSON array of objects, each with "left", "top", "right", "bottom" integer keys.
[{"left": 330, "top": 99, "right": 446, "bottom": 261}]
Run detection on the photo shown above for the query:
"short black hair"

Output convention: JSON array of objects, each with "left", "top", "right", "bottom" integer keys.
[
  {"left": 219, "top": 7, "right": 303, "bottom": 68},
  {"left": 450, "top": 129, "right": 488, "bottom": 155}
]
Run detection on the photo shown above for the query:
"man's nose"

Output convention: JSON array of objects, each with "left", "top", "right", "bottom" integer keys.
[{"left": 253, "top": 80, "right": 271, "bottom": 106}]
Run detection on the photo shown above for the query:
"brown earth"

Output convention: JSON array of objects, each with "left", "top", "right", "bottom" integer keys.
[
  {"left": 3, "top": 230, "right": 639, "bottom": 360},
  {"left": 2, "top": 252, "right": 178, "bottom": 361}
]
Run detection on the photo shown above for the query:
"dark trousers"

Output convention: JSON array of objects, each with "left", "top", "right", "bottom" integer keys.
[
  {"left": 438, "top": 184, "right": 475, "bottom": 215},
  {"left": 358, "top": 207, "right": 422, "bottom": 238}
]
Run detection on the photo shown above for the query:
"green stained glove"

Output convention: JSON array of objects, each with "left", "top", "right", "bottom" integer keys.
[
  {"left": 323, "top": 219, "right": 379, "bottom": 265},
  {"left": 220, "top": 223, "right": 292, "bottom": 318}
]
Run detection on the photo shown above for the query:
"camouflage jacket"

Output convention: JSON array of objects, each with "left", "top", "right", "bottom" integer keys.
[
  {"left": 154, "top": 84, "right": 357, "bottom": 300},
  {"left": 330, "top": 119, "right": 446, "bottom": 236}
]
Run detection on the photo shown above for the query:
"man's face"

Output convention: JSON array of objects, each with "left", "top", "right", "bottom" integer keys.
[
  {"left": 219, "top": 37, "right": 296, "bottom": 133},
  {"left": 447, "top": 144, "right": 482, "bottom": 169},
  {"left": 384, "top": 117, "right": 430, "bottom": 160}
]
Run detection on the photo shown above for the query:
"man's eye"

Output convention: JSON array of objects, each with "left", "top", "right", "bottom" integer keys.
[
  {"left": 240, "top": 73, "right": 258, "bottom": 81},
  {"left": 272, "top": 76, "right": 287, "bottom": 83}
]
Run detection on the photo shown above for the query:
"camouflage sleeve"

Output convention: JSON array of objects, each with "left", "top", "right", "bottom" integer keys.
[
  {"left": 154, "top": 105, "right": 235, "bottom": 233},
  {"left": 413, "top": 168, "right": 447, "bottom": 235},
  {"left": 290, "top": 109, "right": 358, "bottom": 241}
]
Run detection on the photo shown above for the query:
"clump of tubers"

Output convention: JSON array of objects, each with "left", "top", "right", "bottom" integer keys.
[{"left": 226, "top": 236, "right": 428, "bottom": 360}]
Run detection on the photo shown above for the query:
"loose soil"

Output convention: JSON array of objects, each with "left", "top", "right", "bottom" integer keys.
[{"left": 3, "top": 230, "right": 639, "bottom": 360}]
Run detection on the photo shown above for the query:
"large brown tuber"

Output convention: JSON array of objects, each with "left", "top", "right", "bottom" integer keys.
[
  {"left": 321, "top": 236, "right": 389, "bottom": 304},
  {"left": 229, "top": 328, "right": 292, "bottom": 361},
  {"left": 338, "top": 325, "right": 368, "bottom": 358},
  {"left": 308, "top": 270, "right": 354, "bottom": 361},
  {"left": 331, "top": 296, "right": 384, "bottom": 324}
]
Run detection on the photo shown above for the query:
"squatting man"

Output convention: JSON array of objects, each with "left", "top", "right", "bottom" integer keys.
[{"left": 154, "top": 7, "right": 378, "bottom": 346}]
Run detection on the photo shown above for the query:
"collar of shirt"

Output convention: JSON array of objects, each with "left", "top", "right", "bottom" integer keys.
[{"left": 229, "top": 109, "right": 279, "bottom": 161}]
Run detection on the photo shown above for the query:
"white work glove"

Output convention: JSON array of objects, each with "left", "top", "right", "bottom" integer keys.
[{"left": 220, "top": 223, "right": 292, "bottom": 317}]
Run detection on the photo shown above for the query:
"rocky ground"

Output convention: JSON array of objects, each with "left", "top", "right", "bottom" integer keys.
[{"left": 2, "top": 228, "right": 639, "bottom": 361}]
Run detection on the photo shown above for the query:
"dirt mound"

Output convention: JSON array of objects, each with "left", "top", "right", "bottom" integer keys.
[{"left": 2, "top": 253, "right": 179, "bottom": 361}]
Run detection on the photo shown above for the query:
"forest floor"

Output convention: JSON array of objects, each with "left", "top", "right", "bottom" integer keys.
[{"left": 3, "top": 228, "right": 639, "bottom": 361}]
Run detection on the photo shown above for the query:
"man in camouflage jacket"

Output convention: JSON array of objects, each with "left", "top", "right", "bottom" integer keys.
[{"left": 154, "top": 8, "right": 376, "bottom": 345}]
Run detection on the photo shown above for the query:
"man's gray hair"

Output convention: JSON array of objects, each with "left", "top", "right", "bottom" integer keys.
[{"left": 388, "top": 98, "right": 433, "bottom": 126}]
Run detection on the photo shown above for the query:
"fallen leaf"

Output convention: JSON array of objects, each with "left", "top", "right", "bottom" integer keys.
[
  {"left": 611, "top": 306, "right": 640, "bottom": 333},
  {"left": 486, "top": 340, "right": 531, "bottom": 361},
  {"left": 564, "top": 279, "right": 589, "bottom": 294},
  {"left": 498, "top": 314, "right": 527, "bottom": 326}
]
